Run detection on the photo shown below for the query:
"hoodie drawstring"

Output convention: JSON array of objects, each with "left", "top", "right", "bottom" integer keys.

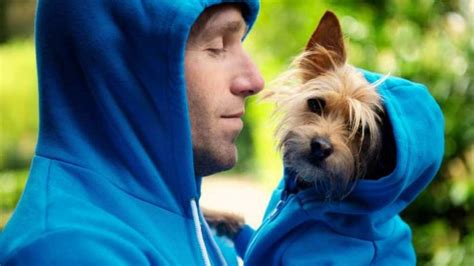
[
  {"left": 190, "top": 198, "right": 228, "bottom": 266},
  {"left": 191, "top": 199, "right": 212, "bottom": 266},
  {"left": 198, "top": 205, "right": 227, "bottom": 266}
]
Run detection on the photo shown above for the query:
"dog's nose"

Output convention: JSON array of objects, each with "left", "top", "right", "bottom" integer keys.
[{"left": 310, "top": 138, "right": 333, "bottom": 161}]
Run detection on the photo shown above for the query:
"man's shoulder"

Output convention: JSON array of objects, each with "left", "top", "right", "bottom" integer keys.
[
  {"left": 1, "top": 227, "right": 159, "bottom": 265},
  {"left": 1, "top": 197, "right": 158, "bottom": 265}
]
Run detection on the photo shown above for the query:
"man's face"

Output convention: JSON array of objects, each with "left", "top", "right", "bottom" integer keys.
[{"left": 185, "top": 5, "right": 264, "bottom": 177}]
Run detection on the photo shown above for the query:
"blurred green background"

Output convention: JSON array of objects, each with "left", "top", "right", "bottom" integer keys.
[{"left": 1, "top": 0, "right": 473, "bottom": 265}]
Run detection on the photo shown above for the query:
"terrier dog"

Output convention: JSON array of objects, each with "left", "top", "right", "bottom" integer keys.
[
  {"left": 205, "top": 10, "right": 395, "bottom": 237},
  {"left": 265, "top": 10, "right": 395, "bottom": 200}
]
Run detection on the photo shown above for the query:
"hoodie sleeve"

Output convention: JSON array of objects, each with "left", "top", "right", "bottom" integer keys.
[
  {"left": 233, "top": 224, "right": 255, "bottom": 258},
  {"left": 3, "top": 230, "right": 161, "bottom": 266}
]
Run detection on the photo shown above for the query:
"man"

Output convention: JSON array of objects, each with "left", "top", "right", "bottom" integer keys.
[
  {"left": 186, "top": 4, "right": 264, "bottom": 178},
  {"left": 0, "top": 0, "right": 262, "bottom": 265}
]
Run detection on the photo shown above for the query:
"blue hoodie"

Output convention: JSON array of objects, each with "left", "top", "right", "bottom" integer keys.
[
  {"left": 242, "top": 71, "right": 444, "bottom": 265},
  {"left": 0, "top": 0, "right": 259, "bottom": 265}
]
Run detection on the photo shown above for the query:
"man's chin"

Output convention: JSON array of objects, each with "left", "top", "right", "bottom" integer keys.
[
  {"left": 194, "top": 145, "right": 238, "bottom": 177},
  {"left": 214, "top": 146, "right": 238, "bottom": 173}
]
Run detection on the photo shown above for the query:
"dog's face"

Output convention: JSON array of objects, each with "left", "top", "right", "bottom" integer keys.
[{"left": 268, "top": 12, "right": 385, "bottom": 199}]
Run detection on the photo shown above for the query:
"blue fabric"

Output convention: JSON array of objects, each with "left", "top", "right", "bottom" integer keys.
[
  {"left": 0, "top": 0, "right": 259, "bottom": 265},
  {"left": 213, "top": 234, "right": 239, "bottom": 266},
  {"left": 243, "top": 71, "right": 445, "bottom": 265},
  {"left": 234, "top": 224, "right": 255, "bottom": 258}
]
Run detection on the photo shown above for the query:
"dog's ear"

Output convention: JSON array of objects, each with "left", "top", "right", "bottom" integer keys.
[{"left": 300, "top": 11, "right": 346, "bottom": 81}]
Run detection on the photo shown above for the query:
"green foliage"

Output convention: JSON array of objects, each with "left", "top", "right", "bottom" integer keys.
[
  {"left": 0, "top": 169, "right": 28, "bottom": 227},
  {"left": 0, "top": 39, "right": 38, "bottom": 170},
  {"left": 0, "top": 39, "right": 37, "bottom": 230}
]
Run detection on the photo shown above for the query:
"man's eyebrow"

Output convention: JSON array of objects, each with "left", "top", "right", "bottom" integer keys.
[{"left": 202, "top": 20, "right": 248, "bottom": 40}]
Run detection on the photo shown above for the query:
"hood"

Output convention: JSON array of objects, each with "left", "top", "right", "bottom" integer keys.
[
  {"left": 343, "top": 71, "right": 443, "bottom": 214},
  {"left": 34, "top": 0, "right": 259, "bottom": 217}
]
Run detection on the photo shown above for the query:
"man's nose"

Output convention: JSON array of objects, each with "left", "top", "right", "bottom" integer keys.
[{"left": 230, "top": 51, "right": 265, "bottom": 97}]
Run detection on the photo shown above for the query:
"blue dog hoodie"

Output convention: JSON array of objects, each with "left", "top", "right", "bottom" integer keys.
[
  {"left": 0, "top": 0, "right": 259, "bottom": 265},
  {"left": 242, "top": 71, "right": 444, "bottom": 265}
]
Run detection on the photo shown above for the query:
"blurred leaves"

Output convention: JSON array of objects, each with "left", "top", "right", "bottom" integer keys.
[
  {"left": 0, "top": 39, "right": 38, "bottom": 170},
  {"left": 0, "top": 169, "right": 28, "bottom": 218}
]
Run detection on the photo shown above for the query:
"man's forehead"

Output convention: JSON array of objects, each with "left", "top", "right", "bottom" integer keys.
[
  {"left": 202, "top": 19, "right": 247, "bottom": 39},
  {"left": 190, "top": 4, "right": 248, "bottom": 41}
]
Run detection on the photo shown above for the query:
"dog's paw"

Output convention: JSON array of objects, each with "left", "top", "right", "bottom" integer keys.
[{"left": 202, "top": 208, "right": 245, "bottom": 239}]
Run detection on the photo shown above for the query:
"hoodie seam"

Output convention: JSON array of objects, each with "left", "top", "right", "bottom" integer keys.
[
  {"left": 34, "top": 154, "right": 186, "bottom": 218},
  {"left": 43, "top": 159, "right": 52, "bottom": 232},
  {"left": 3, "top": 227, "right": 154, "bottom": 264},
  {"left": 369, "top": 221, "right": 397, "bottom": 265},
  {"left": 369, "top": 241, "right": 378, "bottom": 265}
]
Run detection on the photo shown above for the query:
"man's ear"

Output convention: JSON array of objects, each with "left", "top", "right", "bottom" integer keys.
[{"left": 300, "top": 11, "right": 346, "bottom": 81}]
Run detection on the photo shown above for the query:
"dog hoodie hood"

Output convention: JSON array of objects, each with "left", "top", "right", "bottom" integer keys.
[
  {"left": 243, "top": 71, "right": 444, "bottom": 265},
  {"left": 0, "top": 0, "right": 259, "bottom": 265}
]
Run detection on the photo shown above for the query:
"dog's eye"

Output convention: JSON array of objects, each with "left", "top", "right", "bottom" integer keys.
[{"left": 307, "top": 98, "right": 325, "bottom": 115}]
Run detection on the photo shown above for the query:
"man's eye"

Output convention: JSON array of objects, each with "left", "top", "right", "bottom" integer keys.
[
  {"left": 206, "top": 48, "right": 226, "bottom": 56},
  {"left": 307, "top": 98, "right": 325, "bottom": 115}
]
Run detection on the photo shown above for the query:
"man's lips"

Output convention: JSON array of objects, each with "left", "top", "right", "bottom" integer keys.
[
  {"left": 221, "top": 111, "right": 244, "bottom": 119},
  {"left": 221, "top": 111, "right": 245, "bottom": 132}
]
